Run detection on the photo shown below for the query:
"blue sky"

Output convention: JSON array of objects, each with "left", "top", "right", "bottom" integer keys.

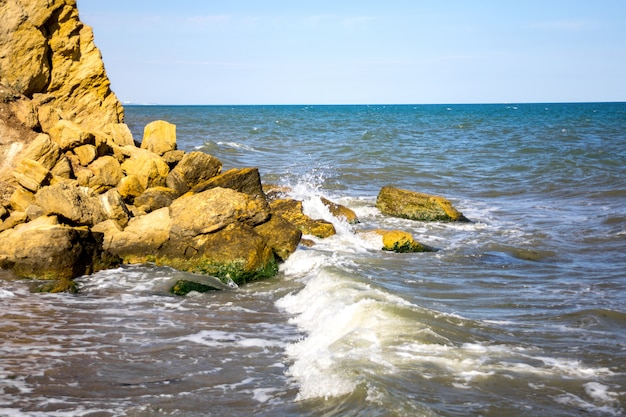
[{"left": 77, "top": 1, "right": 626, "bottom": 105}]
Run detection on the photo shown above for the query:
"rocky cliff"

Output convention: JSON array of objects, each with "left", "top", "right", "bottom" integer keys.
[
  {"left": 0, "top": 0, "right": 123, "bottom": 131},
  {"left": 1, "top": 0, "right": 124, "bottom": 202}
]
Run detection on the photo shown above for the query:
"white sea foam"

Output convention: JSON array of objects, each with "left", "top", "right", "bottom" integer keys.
[
  {"left": 278, "top": 250, "right": 624, "bottom": 401},
  {"left": 554, "top": 387, "right": 624, "bottom": 416},
  {"left": 584, "top": 382, "right": 621, "bottom": 404},
  {"left": 253, "top": 387, "right": 282, "bottom": 403},
  {"left": 177, "top": 329, "right": 285, "bottom": 351},
  {"left": 277, "top": 259, "right": 423, "bottom": 400},
  {"left": 0, "top": 288, "right": 15, "bottom": 298}
]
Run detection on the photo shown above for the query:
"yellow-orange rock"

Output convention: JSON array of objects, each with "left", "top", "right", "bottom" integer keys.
[
  {"left": 270, "top": 198, "right": 336, "bottom": 238},
  {"left": 376, "top": 186, "right": 469, "bottom": 222},
  {"left": 0, "top": 0, "right": 124, "bottom": 133},
  {"left": 362, "top": 229, "right": 435, "bottom": 253},
  {"left": 141, "top": 120, "right": 177, "bottom": 156}
]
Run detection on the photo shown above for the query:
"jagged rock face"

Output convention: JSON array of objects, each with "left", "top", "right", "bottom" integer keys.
[{"left": 0, "top": 0, "right": 123, "bottom": 133}]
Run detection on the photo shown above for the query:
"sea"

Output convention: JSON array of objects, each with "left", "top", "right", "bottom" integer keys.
[{"left": 1, "top": 103, "right": 625, "bottom": 416}]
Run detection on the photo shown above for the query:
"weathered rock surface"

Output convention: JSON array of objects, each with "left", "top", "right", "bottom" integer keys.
[
  {"left": 376, "top": 186, "right": 469, "bottom": 222},
  {"left": 0, "top": 0, "right": 123, "bottom": 133},
  {"left": 170, "top": 187, "right": 270, "bottom": 237},
  {"left": 254, "top": 214, "right": 302, "bottom": 261},
  {"left": 134, "top": 186, "right": 177, "bottom": 213},
  {"left": 119, "top": 146, "right": 170, "bottom": 190},
  {"left": 192, "top": 167, "right": 266, "bottom": 199},
  {"left": 36, "top": 182, "right": 105, "bottom": 226},
  {"left": 13, "top": 158, "right": 51, "bottom": 192},
  {"left": 0, "top": 215, "right": 120, "bottom": 281},
  {"left": 141, "top": 120, "right": 177, "bottom": 156},
  {"left": 166, "top": 151, "right": 222, "bottom": 196},
  {"left": 100, "top": 207, "right": 172, "bottom": 263},
  {"left": 361, "top": 229, "right": 435, "bottom": 253},
  {"left": 270, "top": 198, "right": 336, "bottom": 238}
]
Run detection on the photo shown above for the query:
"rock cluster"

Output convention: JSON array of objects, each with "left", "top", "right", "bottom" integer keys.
[{"left": 0, "top": 112, "right": 316, "bottom": 290}]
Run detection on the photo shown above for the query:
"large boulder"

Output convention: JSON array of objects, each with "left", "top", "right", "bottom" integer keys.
[
  {"left": 35, "top": 182, "right": 105, "bottom": 226},
  {"left": 191, "top": 167, "right": 266, "bottom": 200},
  {"left": 376, "top": 186, "right": 469, "bottom": 222},
  {"left": 159, "top": 223, "right": 277, "bottom": 286},
  {"left": 166, "top": 151, "right": 222, "bottom": 196},
  {"left": 140, "top": 120, "right": 177, "bottom": 156},
  {"left": 100, "top": 207, "right": 172, "bottom": 263},
  {"left": 119, "top": 146, "right": 170, "bottom": 190},
  {"left": 254, "top": 214, "right": 302, "bottom": 261},
  {"left": 102, "top": 123, "right": 135, "bottom": 147},
  {"left": 168, "top": 187, "right": 270, "bottom": 239},
  {"left": 0, "top": 215, "right": 120, "bottom": 282},
  {"left": 134, "top": 186, "right": 177, "bottom": 213},
  {"left": 13, "top": 158, "right": 51, "bottom": 192},
  {"left": 16, "top": 133, "right": 62, "bottom": 171},
  {"left": 48, "top": 120, "right": 95, "bottom": 151},
  {"left": 88, "top": 155, "right": 124, "bottom": 193}
]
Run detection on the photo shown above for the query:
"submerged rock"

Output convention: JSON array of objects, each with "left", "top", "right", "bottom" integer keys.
[
  {"left": 167, "top": 273, "right": 238, "bottom": 296},
  {"left": 376, "top": 186, "right": 469, "bottom": 222}
]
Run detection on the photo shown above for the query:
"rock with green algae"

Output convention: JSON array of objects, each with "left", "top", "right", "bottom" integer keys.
[
  {"left": 164, "top": 256, "right": 279, "bottom": 295},
  {"left": 166, "top": 273, "right": 239, "bottom": 296},
  {"left": 157, "top": 223, "right": 279, "bottom": 286},
  {"left": 361, "top": 229, "right": 436, "bottom": 253},
  {"left": 376, "top": 186, "right": 469, "bottom": 222},
  {"left": 34, "top": 278, "right": 78, "bottom": 294}
]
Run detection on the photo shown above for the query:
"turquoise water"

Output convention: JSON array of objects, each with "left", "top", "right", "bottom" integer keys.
[{"left": 1, "top": 103, "right": 625, "bottom": 416}]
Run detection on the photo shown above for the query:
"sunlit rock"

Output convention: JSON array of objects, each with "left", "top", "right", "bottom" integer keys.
[{"left": 376, "top": 186, "right": 469, "bottom": 222}]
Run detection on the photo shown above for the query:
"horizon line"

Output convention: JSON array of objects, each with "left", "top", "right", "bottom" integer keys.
[{"left": 122, "top": 100, "right": 626, "bottom": 106}]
